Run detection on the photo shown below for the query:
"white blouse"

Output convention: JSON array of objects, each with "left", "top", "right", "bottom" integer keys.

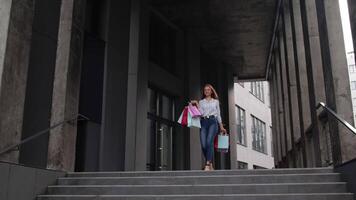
[{"left": 198, "top": 98, "right": 222, "bottom": 123}]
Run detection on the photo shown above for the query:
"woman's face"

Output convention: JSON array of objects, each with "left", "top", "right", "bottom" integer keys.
[{"left": 204, "top": 86, "right": 212, "bottom": 97}]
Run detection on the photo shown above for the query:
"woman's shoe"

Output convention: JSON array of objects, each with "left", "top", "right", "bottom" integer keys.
[
  {"left": 204, "top": 165, "right": 210, "bottom": 171},
  {"left": 209, "top": 163, "right": 214, "bottom": 171}
]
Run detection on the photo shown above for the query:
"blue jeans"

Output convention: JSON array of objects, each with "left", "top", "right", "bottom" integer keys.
[{"left": 200, "top": 117, "right": 219, "bottom": 162}]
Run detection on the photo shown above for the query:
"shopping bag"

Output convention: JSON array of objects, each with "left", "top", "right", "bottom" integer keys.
[
  {"left": 178, "top": 107, "right": 189, "bottom": 126},
  {"left": 188, "top": 111, "right": 201, "bottom": 128},
  {"left": 217, "top": 134, "right": 229, "bottom": 153},
  {"left": 188, "top": 104, "right": 202, "bottom": 118},
  {"left": 187, "top": 109, "right": 192, "bottom": 126}
]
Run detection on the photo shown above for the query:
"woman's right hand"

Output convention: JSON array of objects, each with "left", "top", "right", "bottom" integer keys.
[{"left": 190, "top": 100, "right": 198, "bottom": 105}]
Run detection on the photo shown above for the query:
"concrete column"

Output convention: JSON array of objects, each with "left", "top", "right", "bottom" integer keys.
[
  {"left": 316, "top": 0, "right": 356, "bottom": 164},
  {"left": 0, "top": 0, "right": 34, "bottom": 162},
  {"left": 173, "top": 27, "right": 187, "bottom": 170},
  {"left": 275, "top": 39, "right": 287, "bottom": 164},
  {"left": 47, "top": 0, "right": 86, "bottom": 171},
  {"left": 299, "top": 0, "right": 326, "bottom": 167},
  {"left": 270, "top": 60, "right": 278, "bottom": 164},
  {"left": 269, "top": 56, "right": 281, "bottom": 166},
  {"left": 99, "top": 0, "right": 131, "bottom": 171},
  {"left": 289, "top": 0, "right": 311, "bottom": 167},
  {"left": 278, "top": 31, "right": 292, "bottom": 160},
  {"left": 227, "top": 66, "right": 237, "bottom": 170},
  {"left": 125, "top": 0, "right": 149, "bottom": 171},
  {"left": 19, "top": 0, "right": 62, "bottom": 168},
  {"left": 185, "top": 33, "right": 203, "bottom": 170},
  {"left": 282, "top": 0, "right": 302, "bottom": 167}
]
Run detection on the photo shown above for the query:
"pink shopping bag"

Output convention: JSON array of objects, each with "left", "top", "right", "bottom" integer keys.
[{"left": 188, "top": 104, "right": 202, "bottom": 118}]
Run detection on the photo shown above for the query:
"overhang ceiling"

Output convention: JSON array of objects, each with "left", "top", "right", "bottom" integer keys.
[{"left": 150, "top": 0, "right": 278, "bottom": 80}]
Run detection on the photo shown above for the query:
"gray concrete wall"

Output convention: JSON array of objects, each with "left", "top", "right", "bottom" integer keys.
[
  {"left": 47, "top": 0, "right": 86, "bottom": 171},
  {"left": 185, "top": 33, "right": 203, "bottom": 170},
  {"left": 299, "top": 0, "right": 326, "bottom": 167},
  {"left": 270, "top": 0, "right": 356, "bottom": 168},
  {"left": 125, "top": 0, "right": 150, "bottom": 171},
  {"left": 289, "top": 0, "right": 310, "bottom": 167},
  {"left": 0, "top": 162, "right": 65, "bottom": 200},
  {"left": 0, "top": 0, "right": 34, "bottom": 163},
  {"left": 20, "top": 0, "right": 62, "bottom": 169},
  {"left": 322, "top": 0, "right": 356, "bottom": 163},
  {"left": 227, "top": 66, "right": 238, "bottom": 169},
  {"left": 282, "top": 0, "right": 300, "bottom": 156},
  {"left": 99, "top": 0, "right": 131, "bottom": 171}
]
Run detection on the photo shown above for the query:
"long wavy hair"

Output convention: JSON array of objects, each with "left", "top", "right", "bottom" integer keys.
[{"left": 201, "top": 84, "right": 219, "bottom": 99}]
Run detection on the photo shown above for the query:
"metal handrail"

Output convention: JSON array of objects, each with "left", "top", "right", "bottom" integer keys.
[
  {"left": 316, "top": 102, "right": 356, "bottom": 136},
  {"left": 0, "top": 114, "right": 89, "bottom": 156}
]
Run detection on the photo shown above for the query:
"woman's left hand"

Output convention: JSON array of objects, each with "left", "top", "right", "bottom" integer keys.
[{"left": 220, "top": 127, "right": 228, "bottom": 134}]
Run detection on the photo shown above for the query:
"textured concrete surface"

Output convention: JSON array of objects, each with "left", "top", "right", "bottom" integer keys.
[
  {"left": 274, "top": 44, "right": 285, "bottom": 163},
  {"left": 0, "top": 0, "right": 34, "bottom": 163},
  {"left": 20, "top": 0, "right": 62, "bottom": 169},
  {"left": 323, "top": 0, "right": 356, "bottom": 164},
  {"left": 185, "top": 33, "right": 203, "bottom": 170},
  {"left": 125, "top": 0, "right": 150, "bottom": 171},
  {"left": 290, "top": 0, "right": 311, "bottom": 132},
  {"left": 100, "top": 0, "right": 130, "bottom": 171},
  {"left": 150, "top": 0, "right": 278, "bottom": 79},
  {"left": 282, "top": 0, "right": 301, "bottom": 146},
  {"left": 47, "top": 0, "right": 86, "bottom": 171},
  {"left": 279, "top": 31, "right": 293, "bottom": 153},
  {"left": 0, "top": 162, "right": 65, "bottom": 200}
]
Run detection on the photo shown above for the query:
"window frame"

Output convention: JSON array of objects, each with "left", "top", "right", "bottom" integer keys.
[
  {"left": 251, "top": 115, "right": 267, "bottom": 154},
  {"left": 236, "top": 105, "right": 246, "bottom": 146}
]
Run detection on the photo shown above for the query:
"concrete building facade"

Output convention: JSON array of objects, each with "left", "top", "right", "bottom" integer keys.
[
  {"left": 235, "top": 82, "right": 274, "bottom": 169},
  {"left": 347, "top": 52, "right": 356, "bottom": 125},
  {"left": 0, "top": 0, "right": 355, "bottom": 174}
]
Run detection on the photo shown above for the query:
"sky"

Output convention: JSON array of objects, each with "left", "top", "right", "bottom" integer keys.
[{"left": 339, "top": 0, "right": 354, "bottom": 54}]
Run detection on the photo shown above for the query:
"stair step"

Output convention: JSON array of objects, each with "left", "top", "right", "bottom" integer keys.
[
  {"left": 37, "top": 193, "right": 355, "bottom": 200},
  {"left": 46, "top": 182, "right": 347, "bottom": 195},
  {"left": 66, "top": 168, "right": 334, "bottom": 177},
  {"left": 58, "top": 173, "right": 341, "bottom": 185}
]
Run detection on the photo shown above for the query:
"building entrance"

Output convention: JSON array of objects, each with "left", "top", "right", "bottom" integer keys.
[{"left": 147, "top": 87, "right": 176, "bottom": 171}]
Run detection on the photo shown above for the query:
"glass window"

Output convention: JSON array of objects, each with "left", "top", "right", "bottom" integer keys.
[
  {"left": 237, "top": 161, "right": 248, "bottom": 169},
  {"left": 250, "top": 81, "right": 265, "bottom": 102},
  {"left": 353, "top": 97, "right": 356, "bottom": 108},
  {"left": 146, "top": 87, "right": 175, "bottom": 171},
  {"left": 253, "top": 165, "right": 267, "bottom": 169},
  {"left": 351, "top": 81, "right": 356, "bottom": 90},
  {"left": 148, "top": 87, "right": 175, "bottom": 120},
  {"left": 251, "top": 115, "right": 267, "bottom": 154},
  {"left": 349, "top": 64, "right": 356, "bottom": 73},
  {"left": 262, "top": 82, "right": 265, "bottom": 101},
  {"left": 148, "top": 88, "right": 158, "bottom": 115},
  {"left": 236, "top": 106, "right": 246, "bottom": 145},
  {"left": 162, "top": 95, "right": 173, "bottom": 121}
]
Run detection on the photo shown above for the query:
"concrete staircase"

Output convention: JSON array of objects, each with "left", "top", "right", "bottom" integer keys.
[{"left": 37, "top": 168, "right": 355, "bottom": 200}]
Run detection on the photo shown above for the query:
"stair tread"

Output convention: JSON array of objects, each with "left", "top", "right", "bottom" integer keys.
[
  {"left": 67, "top": 168, "right": 333, "bottom": 175},
  {"left": 49, "top": 182, "right": 347, "bottom": 187},
  {"left": 38, "top": 193, "right": 355, "bottom": 197},
  {"left": 59, "top": 173, "right": 340, "bottom": 179},
  {"left": 39, "top": 168, "right": 354, "bottom": 199}
]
